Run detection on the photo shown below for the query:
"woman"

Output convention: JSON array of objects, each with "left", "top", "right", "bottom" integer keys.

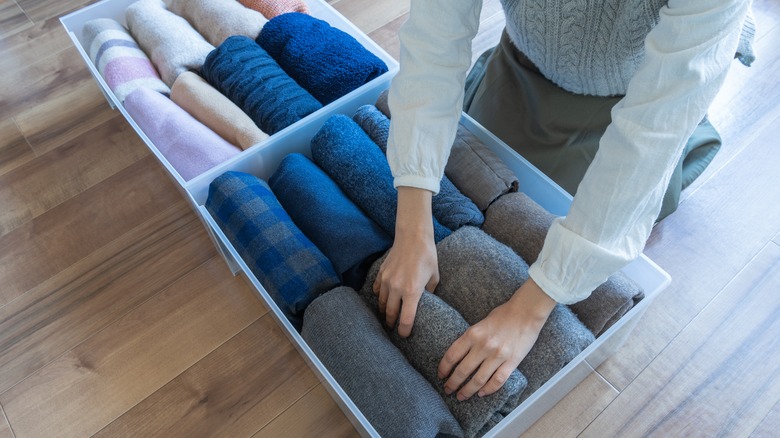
[{"left": 373, "top": 0, "right": 753, "bottom": 401}]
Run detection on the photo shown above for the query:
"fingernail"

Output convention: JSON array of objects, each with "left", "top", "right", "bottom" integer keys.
[
  {"left": 444, "top": 387, "right": 452, "bottom": 395},
  {"left": 457, "top": 393, "right": 466, "bottom": 401},
  {"left": 477, "top": 391, "right": 485, "bottom": 398}
]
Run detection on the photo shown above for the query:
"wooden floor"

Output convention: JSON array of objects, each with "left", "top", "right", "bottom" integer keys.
[{"left": 1, "top": 0, "right": 779, "bottom": 436}]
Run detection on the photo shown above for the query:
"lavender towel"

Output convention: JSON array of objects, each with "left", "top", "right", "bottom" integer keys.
[
  {"left": 435, "top": 226, "right": 595, "bottom": 401},
  {"left": 310, "top": 115, "right": 452, "bottom": 243},
  {"left": 81, "top": 18, "right": 169, "bottom": 102},
  {"left": 302, "top": 287, "right": 464, "bottom": 438},
  {"left": 205, "top": 171, "right": 340, "bottom": 329},
  {"left": 256, "top": 12, "right": 388, "bottom": 105},
  {"left": 169, "top": 0, "right": 267, "bottom": 47},
  {"left": 482, "top": 192, "right": 645, "bottom": 336},
  {"left": 125, "top": 0, "right": 215, "bottom": 87},
  {"left": 123, "top": 87, "right": 241, "bottom": 181},
  {"left": 353, "top": 104, "right": 485, "bottom": 230},
  {"left": 201, "top": 35, "right": 322, "bottom": 135}
]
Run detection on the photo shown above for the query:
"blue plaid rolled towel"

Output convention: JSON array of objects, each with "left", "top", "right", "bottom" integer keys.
[
  {"left": 435, "top": 226, "right": 595, "bottom": 401},
  {"left": 268, "top": 153, "right": 392, "bottom": 288},
  {"left": 201, "top": 35, "right": 322, "bottom": 135},
  {"left": 256, "top": 12, "right": 388, "bottom": 105},
  {"left": 205, "top": 171, "right": 340, "bottom": 328},
  {"left": 353, "top": 104, "right": 485, "bottom": 230},
  {"left": 310, "top": 115, "right": 452, "bottom": 243},
  {"left": 302, "top": 287, "right": 465, "bottom": 438}
]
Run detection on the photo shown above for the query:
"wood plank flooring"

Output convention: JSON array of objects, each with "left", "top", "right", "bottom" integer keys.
[{"left": 0, "top": 0, "right": 778, "bottom": 437}]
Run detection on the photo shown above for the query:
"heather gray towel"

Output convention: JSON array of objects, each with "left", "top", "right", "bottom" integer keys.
[
  {"left": 482, "top": 192, "right": 645, "bottom": 336},
  {"left": 361, "top": 254, "right": 526, "bottom": 438},
  {"left": 169, "top": 0, "right": 267, "bottom": 47},
  {"left": 435, "top": 226, "right": 595, "bottom": 401},
  {"left": 302, "top": 287, "right": 464, "bottom": 438},
  {"left": 125, "top": 0, "right": 215, "bottom": 87}
]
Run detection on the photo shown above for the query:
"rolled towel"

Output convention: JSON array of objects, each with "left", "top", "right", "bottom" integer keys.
[
  {"left": 374, "top": 89, "right": 391, "bottom": 118},
  {"left": 169, "top": 0, "right": 267, "bottom": 47},
  {"left": 435, "top": 226, "right": 595, "bottom": 401},
  {"left": 201, "top": 35, "right": 322, "bottom": 135},
  {"left": 123, "top": 87, "right": 241, "bottom": 181},
  {"left": 353, "top": 104, "right": 485, "bottom": 230},
  {"left": 170, "top": 72, "right": 268, "bottom": 150},
  {"left": 256, "top": 13, "right": 388, "bottom": 105},
  {"left": 125, "top": 0, "right": 215, "bottom": 87},
  {"left": 445, "top": 125, "right": 520, "bottom": 211},
  {"left": 302, "top": 287, "right": 465, "bottom": 438},
  {"left": 238, "top": 0, "right": 309, "bottom": 19},
  {"left": 360, "top": 254, "right": 526, "bottom": 438},
  {"left": 482, "top": 192, "right": 645, "bottom": 336},
  {"left": 310, "top": 115, "right": 452, "bottom": 243},
  {"left": 81, "top": 18, "right": 170, "bottom": 102},
  {"left": 268, "top": 153, "right": 393, "bottom": 287},
  {"left": 205, "top": 171, "right": 340, "bottom": 328}
]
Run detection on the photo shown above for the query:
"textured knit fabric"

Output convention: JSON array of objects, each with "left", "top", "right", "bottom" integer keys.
[
  {"left": 256, "top": 12, "right": 388, "bottom": 105},
  {"left": 239, "top": 0, "right": 309, "bottom": 19},
  {"left": 169, "top": 0, "right": 267, "bottom": 47},
  {"left": 352, "top": 105, "right": 485, "bottom": 230},
  {"left": 360, "top": 255, "right": 526, "bottom": 438},
  {"left": 124, "top": 0, "right": 214, "bottom": 87},
  {"left": 311, "top": 115, "right": 452, "bottom": 243},
  {"left": 170, "top": 71, "right": 268, "bottom": 150},
  {"left": 482, "top": 192, "right": 645, "bottom": 336},
  {"left": 435, "top": 226, "right": 595, "bottom": 400},
  {"left": 81, "top": 18, "right": 169, "bottom": 102},
  {"left": 268, "top": 153, "right": 393, "bottom": 287},
  {"left": 302, "top": 287, "right": 465, "bottom": 438},
  {"left": 201, "top": 35, "right": 322, "bottom": 135},
  {"left": 123, "top": 87, "right": 241, "bottom": 181},
  {"left": 205, "top": 171, "right": 340, "bottom": 329}
]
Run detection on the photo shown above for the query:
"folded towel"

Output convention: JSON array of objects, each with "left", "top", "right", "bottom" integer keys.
[
  {"left": 268, "top": 153, "right": 393, "bottom": 287},
  {"left": 238, "top": 0, "right": 309, "bottom": 19},
  {"left": 125, "top": 0, "right": 215, "bottom": 87},
  {"left": 205, "top": 171, "right": 340, "bottom": 328},
  {"left": 169, "top": 0, "right": 267, "bottom": 47},
  {"left": 311, "top": 115, "right": 452, "bottom": 243},
  {"left": 201, "top": 35, "right": 322, "bottom": 135},
  {"left": 170, "top": 71, "right": 268, "bottom": 150},
  {"left": 256, "top": 13, "right": 388, "bottom": 105},
  {"left": 374, "top": 89, "right": 391, "bottom": 118},
  {"left": 482, "top": 192, "right": 645, "bottom": 336},
  {"left": 445, "top": 125, "right": 520, "bottom": 211},
  {"left": 302, "top": 287, "right": 465, "bottom": 438},
  {"left": 353, "top": 104, "right": 485, "bottom": 230},
  {"left": 435, "top": 226, "right": 595, "bottom": 401},
  {"left": 123, "top": 87, "right": 241, "bottom": 181},
  {"left": 81, "top": 18, "right": 170, "bottom": 102},
  {"left": 360, "top": 254, "right": 526, "bottom": 438}
]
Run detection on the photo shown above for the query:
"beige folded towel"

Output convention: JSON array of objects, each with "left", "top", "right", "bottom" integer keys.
[{"left": 169, "top": 0, "right": 267, "bottom": 47}]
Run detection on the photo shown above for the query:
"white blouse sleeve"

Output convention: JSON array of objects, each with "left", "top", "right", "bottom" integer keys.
[
  {"left": 386, "top": 0, "right": 483, "bottom": 195},
  {"left": 529, "top": 0, "right": 750, "bottom": 304}
]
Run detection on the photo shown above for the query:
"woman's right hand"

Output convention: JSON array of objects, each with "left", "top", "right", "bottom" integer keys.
[{"left": 373, "top": 186, "right": 439, "bottom": 338}]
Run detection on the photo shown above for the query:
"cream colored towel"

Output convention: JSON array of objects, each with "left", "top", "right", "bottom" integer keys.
[{"left": 169, "top": 0, "right": 267, "bottom": 47}]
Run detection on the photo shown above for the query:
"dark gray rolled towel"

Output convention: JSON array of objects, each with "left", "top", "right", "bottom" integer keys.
[
  {"left": 482, "top": 192, "right": 645, "bottom": 336},
  {"left": 435, "top": 226, "right": 595, "bottom": 401},
  {"left": 352, "top": 104, "right": 485, "bottom": 230},
  {"left": 302, "top": 287, "right": 464, "bottom": 438},
  {"left": 360, "top": 254, "right": 526, "bottom": 438}
]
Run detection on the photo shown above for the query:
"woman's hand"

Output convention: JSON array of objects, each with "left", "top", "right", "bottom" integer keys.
[
  {"left": 438, "top": 278, "right": 556, "bottom": 400},
  {"left": 373, "top": 186, "right": 438, "bottom": 338}
]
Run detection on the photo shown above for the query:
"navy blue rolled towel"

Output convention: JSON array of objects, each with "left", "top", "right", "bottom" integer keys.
[
  {"left": 310, "top": 114, "right": 452, "bottom": 243},
  {"left": 352, "top": 104, "right": 485, "bottom": 230},
  {"left": 201, "top": 35, "right": 322, "bottom": 135},
  {"left": 256, "top": 12, "right": 388, "bottom": 105},
  {"left": 268, "top": 153, "right": 393, "bottom": 287},
  {"left": 205, "top": 171, "right": 340, "bottom": 328}
]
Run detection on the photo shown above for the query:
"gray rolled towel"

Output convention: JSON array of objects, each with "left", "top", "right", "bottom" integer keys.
[
  {"left": 435, "top": 226, "right": 595, "bottom": 401},
  {"left": 302, "top": 287, "right": 464, "bottom": 438},
  {"left": 360, "top": 255, "right": 526, "bottom": 438},
  {"left": 125, "top": 0, "right": 215, "bottom": 87},
  {"left": 482, "top": 192, "right": 645, "bottom": 336},
  {"left": 169, "top": 0, "right": 267, "bottom": 47}
]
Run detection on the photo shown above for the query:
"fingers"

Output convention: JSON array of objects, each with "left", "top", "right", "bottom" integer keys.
[
  {"left": 384, "top": 292, "right": 401, "bottom": 329},
  {"left": 477, "top": 362, "right": 516, "bottom": 398},
  {"left": 396, "top": 293, "right": 420, "bottom": 338},
  {"left": 438, "top": 335, "right": 471, "bottom": 384},
  {"left": 425, "top": 270, "right": 439, "bottom": 294}
]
